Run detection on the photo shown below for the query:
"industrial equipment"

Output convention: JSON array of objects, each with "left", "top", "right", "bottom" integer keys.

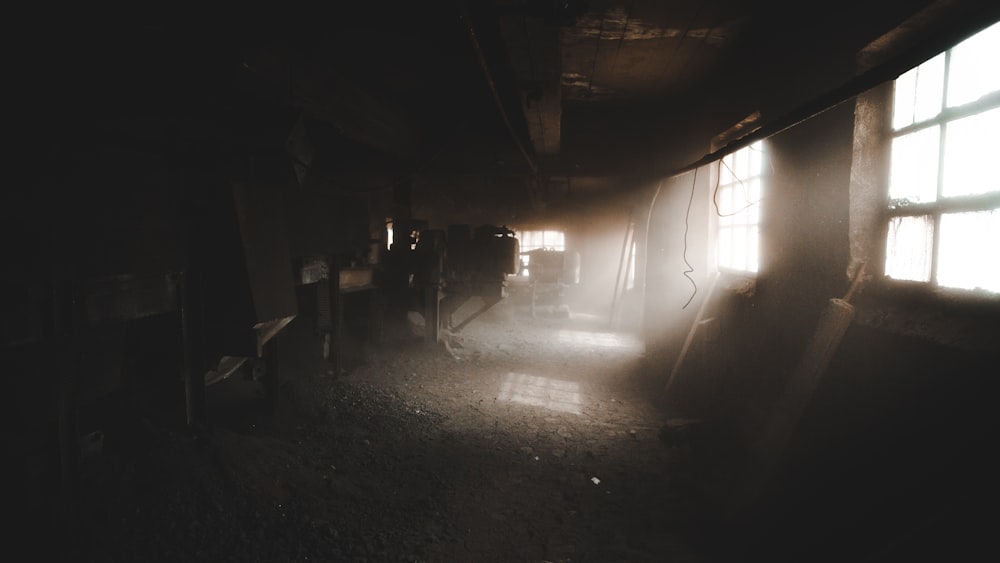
[
  {"left": 383, "top": 222, "right": 519, "bottom": 342},
  {"left": 523, "top": 248, "right": 581, "bottom": 317}
]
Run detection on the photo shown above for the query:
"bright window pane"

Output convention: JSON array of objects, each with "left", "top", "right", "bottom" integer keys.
[
  {"left": 884, "top": 215, "right": 933, "bottom": 282},
  {"left": 719, "top": 226, "right": 733, "bottom": 268},
  {"left": 734, "top": 146, "right": 748, "bottom": 179},
  {"left": 885, "top": 20, "right": 1000, "bottom": 294},
  {"left": 736, "top": 179, "right": 761, "bottom": 226},
  {"left": 718, "top": 185, "right": 736, "bottom": 217},
  {"left": 937, "top": 210, "right": 1000, "bottom": 292},
  {"left": 720, "top": 154, "right": 733, "bottom": 185},
  {"left": 750, "top": 141, "right": 763, "bottom": 176},
  {"left": 716, "top": 143, "right": 763, "bottom": 272},
  {"left": 517, "top": 229, "right": 565, "bottom": 275},
  {"left": 893, "top": 53, "right": 945, "bottom": 129},
  {"left": 518, "top": 230, "right": 564, "bottom": 251},
  {"left": 717, "top": 172, "right": 760, "bottom": 222},
  {"left": 889, "top": 126, "right": 940, "bottom": 203},
  {"left": 746, "top": 225, "right": 759, "bottom": 273},
  {"left": 727, "top": 184, "right": 737, "bottom": 225},
  {"left": 947, "top": 21, "right": 1000, "bottom": 108},
  {"left": 749, "top": 177, "right": 762, "bottom": 203},
  {"left": 942, "top": 107, "right": 1000, "bottom": 198},
  {"left": 732, "top": 227, "right": 747, "bottom": 271}
]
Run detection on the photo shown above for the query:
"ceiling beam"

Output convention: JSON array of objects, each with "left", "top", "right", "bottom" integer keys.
[
  {"left": 500, "top": 12, "right": 563, "bottom": 156},
  {"left": 461, "top": 2, "right": 540, "bottom": 175}
]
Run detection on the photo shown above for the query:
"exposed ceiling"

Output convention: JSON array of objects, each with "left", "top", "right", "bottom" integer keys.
[{"left": 17, "top": 1, "right": 1000, "bottom": 222}]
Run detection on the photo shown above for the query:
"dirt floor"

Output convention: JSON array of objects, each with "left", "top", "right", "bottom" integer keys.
[{"left": 63, "top": 296, "right": 737, "bottom": 563}]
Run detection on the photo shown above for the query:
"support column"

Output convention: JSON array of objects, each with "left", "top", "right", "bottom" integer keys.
[
  {"left": 180, "top": 270, "right": 204, "bottom": 429},
  {"left": 263, "top": 336, "right": 280, "bottom": 415},
  {"left": 424, "top": 284, "right": 441, "bottom": 344},
  {"left": 327, "top": 258, "right": 343, "bottom": 375}
]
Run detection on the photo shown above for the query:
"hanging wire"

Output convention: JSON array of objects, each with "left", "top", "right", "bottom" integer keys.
[
  {"left": 642, "top": 169, "right": 701, "bottom": 312},
  {"left": 713, "top": 152, "right": 762, "bottom": 218},
  {"left": 681, "top": 168, "right": 699, "bottom": 309}
]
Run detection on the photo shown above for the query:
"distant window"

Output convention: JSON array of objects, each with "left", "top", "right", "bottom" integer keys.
[
  {"left": 517, "top": 230, "right": 565, "bottom": 276},
  {"left": 884, "top": 21, "right": 1000, "bottom": 293},
  {"left": 714, "top": 141, "right": 764, "bottom": 273}
]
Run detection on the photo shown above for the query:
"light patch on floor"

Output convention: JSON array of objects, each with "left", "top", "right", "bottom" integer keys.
[
  {"left": 497, "top": 373, "right": 582, "bottom": 415},
  {"left": 556, "top": 329, "right": 641, "bottom": 351}
]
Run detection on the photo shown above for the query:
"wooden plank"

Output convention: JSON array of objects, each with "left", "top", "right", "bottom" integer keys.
[
  {"left": 729, "top": 263, "right": 868, "bottom": 518},
  {"left": 659, "top": 271, "right": 721, "bottom": 404}
]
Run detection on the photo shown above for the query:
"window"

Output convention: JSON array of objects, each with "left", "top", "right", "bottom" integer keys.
[
  {"left": 714, "top": 141, "right": 764, "bottom": 273},
  {"left": 516, "top": 229, "right": 565, "bottom": 276},
  {"left": 884, "top": 21, "right": 1000, "bottom": 293}
]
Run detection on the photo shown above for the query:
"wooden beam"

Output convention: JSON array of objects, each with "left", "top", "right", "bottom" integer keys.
[
  {"left": 499, "top": 11, "right": 562, "bottom": 156},
  {"left": 729, "top": 265, "right": 868, "bottom": 520},
  {"left": 659, "top": 271, "right": 721, "bottom": 405}
]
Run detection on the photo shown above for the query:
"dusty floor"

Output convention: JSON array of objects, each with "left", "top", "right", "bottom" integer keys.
[{"left": 65, "top": 299, "right": 736, "bottom": 563}]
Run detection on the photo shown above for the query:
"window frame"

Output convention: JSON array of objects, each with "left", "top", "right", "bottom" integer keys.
[
  {"left": 515, "top": 229, "right": 566, "bottom": 277},
  {"left": 882, "top": 23, "right": 1000, "bottom": 294},
  {"left": 710, "top": 140, "right": 766, "bottom": 276}
]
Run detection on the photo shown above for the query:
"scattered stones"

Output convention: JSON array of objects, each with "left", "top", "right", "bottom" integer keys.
[{"left": 77, "top": 308, "right": 712, "bottom": 563}]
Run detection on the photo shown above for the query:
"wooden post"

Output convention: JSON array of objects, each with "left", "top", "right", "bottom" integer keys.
[
  {"left": 179, "top": 270, "right": 203, "bottom": 429},
  {"left": 51, "top": 278, "right": 80, "bottom": 551},
  {"left": 659, "top": 271, "right": 721, "bottom": 404},
  {"left": 530, "top": 280, "right": 536, "bottom": 319},
  {"left": 609, "top": 216, "right": 634, "bottom": 328},
  {"left": 328, "top": 258, "right": 342, "bottom": 375},
  {"left": 264, "top": 336, "right": 280, "bottom": 414},
  {"left": 367, "top": 288, "right": 382, "bottom": 345}
]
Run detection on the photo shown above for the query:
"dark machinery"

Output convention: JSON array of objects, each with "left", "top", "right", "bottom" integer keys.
[
  {"left": 3, "top": 43, "right": 394, "bottom": 555},
  {"left": 188, "top": 175, "right": 299, "bottom": 418},
  {"left": 384, "top": 223, "right": 519, "bottom": 342},
  {"left": 2, "top": 146, "right": 307, "bottom": 548},
  {"left": 283, "top": 180, "right": 381, "bottom": 377},
  {"left": 523, "top": 248, "right": 581, "bottom": 317}
]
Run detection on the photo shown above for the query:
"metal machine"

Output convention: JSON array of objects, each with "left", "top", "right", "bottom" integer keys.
[
  {"left": 523, "top": 248, "right": 581, "bottom": 317},
  {"left": 384, "top": 222, "right": 519, "bottom": 342}
]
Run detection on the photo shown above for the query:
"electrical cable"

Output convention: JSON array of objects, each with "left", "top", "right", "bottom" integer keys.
[
  {"left": 713, "top": 157, "right": 761, "bottom": 218},
  {"left": 640, "top": 170, "right": 700, "bottom": 314},
  {"left": 681, "top": 168, "right": 699, "bottom": 309}
]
